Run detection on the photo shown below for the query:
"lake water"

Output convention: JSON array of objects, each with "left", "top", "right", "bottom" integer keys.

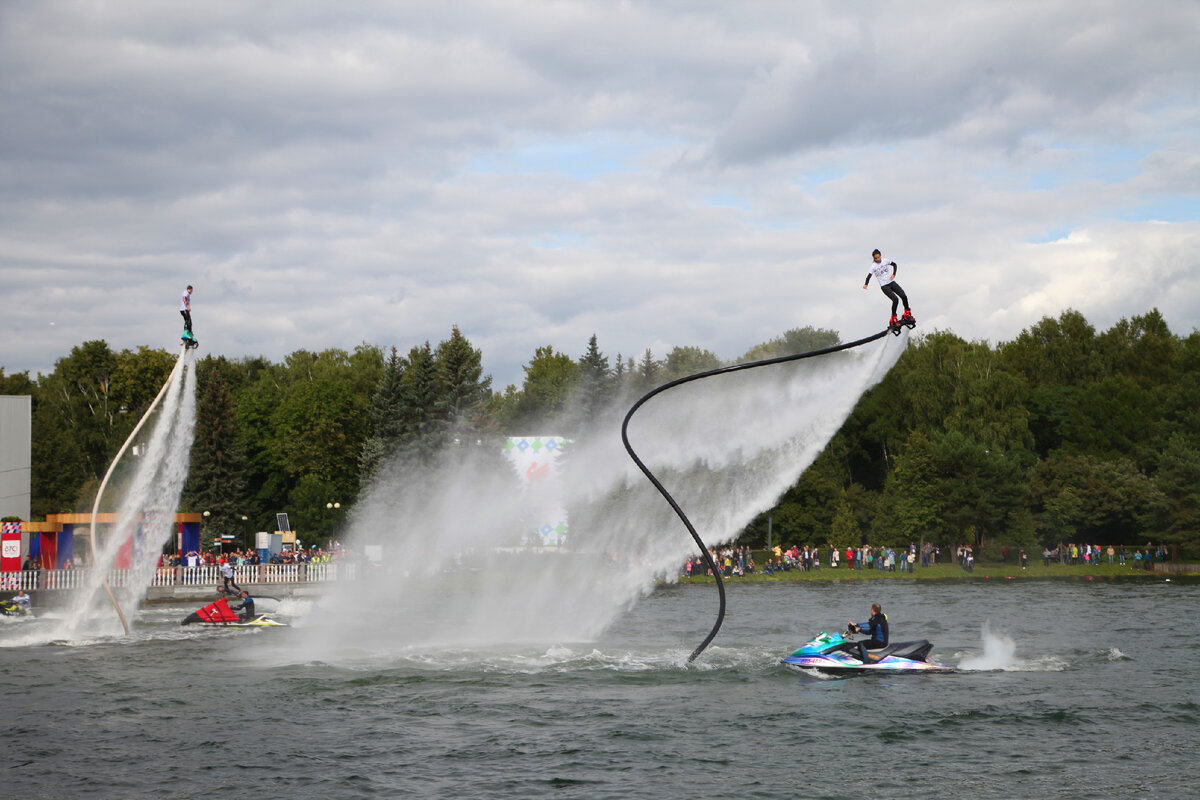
[{"left": 2, "top": 578, "right": 1196, "bottom": 799}]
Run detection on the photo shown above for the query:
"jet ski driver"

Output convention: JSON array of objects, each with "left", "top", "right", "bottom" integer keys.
[
  {"left": 848, "top": 603, "right": 889, "bottom": 663},
  {"left": 232, "top": 590, "right": 256, "bottom": 622}
]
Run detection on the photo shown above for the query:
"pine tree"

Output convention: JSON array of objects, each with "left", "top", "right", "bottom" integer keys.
[
  {"left": 398, "top": 342, "right": 448, "bottom": 468},
  {"left": 184, "top": 365, "right": 248, "bottom": 542},
  {"left": 436, "top": 325, "right": 492, "bottom": 441},
  {"left": 359, "top": 347, "right": 406, "bottom": 480},
  {"left": 567, "top": 334, "right": 613, "bottom": 438}
]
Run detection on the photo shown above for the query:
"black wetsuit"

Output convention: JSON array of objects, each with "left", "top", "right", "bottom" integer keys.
[
  {"left": 856, "top": 612, "right": 889, "bottom": 662},
  {"left": 234, "top": 596, "right": 255, "bottom": 621}
]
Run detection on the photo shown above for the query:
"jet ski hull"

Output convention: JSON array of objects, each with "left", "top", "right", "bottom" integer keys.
[
  {"left": 782, "top": 631, "right": 952, "bottom": 674},
  {"left": 182, "top": 614, "right": 287, "bottom": 628}
]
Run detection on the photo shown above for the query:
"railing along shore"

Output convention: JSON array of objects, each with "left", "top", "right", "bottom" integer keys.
[{"left": 0, "top": 562, "right": 356, "bottom": 592}]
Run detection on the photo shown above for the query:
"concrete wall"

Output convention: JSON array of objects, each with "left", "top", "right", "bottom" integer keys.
[{"left": 0, "top": 396, "right": 32, "bottom": 521}]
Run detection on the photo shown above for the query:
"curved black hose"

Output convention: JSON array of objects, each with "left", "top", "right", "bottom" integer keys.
[{"left": 620, "top": 328, "right": 891, "bottom": 662}]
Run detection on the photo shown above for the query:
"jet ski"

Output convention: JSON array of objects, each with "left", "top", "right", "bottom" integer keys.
[
  {"left": 1, "top": 598, "right": 33, "bottom": 617},
  {"left": 781, "top": 630, "right": 952, "bottom": 674},
  {"left": 180, "top": 597, "right": 287, "bottom": 628}
]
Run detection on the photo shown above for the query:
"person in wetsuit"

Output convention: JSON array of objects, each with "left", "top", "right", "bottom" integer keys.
[
  {"left": 849, "top": 603, "right": 889, "bottom": 663},
  {"left": 232, "top": 590, "right": 255, "bottom": 622}
]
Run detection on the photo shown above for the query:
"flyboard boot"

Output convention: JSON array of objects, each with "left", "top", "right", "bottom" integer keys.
[
  {"left": 901, "top": 309, "right": 916, "bottom": 329},
  {"left": 181, "top": 329, "right": 199, "bottom": 349},
  {"left": 888, "top": 314, "right": 901, "bottom": 336}
]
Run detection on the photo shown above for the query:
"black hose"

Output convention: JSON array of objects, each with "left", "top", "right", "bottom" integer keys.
[{"left": 620, "top": 328, "right": 891, "bottom": 662}]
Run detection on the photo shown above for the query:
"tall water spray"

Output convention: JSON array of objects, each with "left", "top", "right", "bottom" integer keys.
[
  {"left": 54, "top": 348, "right": 198, "bottom": 640},
  {"left": 295, "top": 331, "right": 909, "bottom": 663}
]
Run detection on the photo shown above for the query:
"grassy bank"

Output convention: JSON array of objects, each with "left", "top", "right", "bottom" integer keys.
[{"left": 675, "top": 560, "right": 1184, "bottom": 584}]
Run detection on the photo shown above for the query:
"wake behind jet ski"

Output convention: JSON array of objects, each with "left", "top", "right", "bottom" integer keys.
[{"left": 781, "top": 629, "right": 952, "bottom": 674}]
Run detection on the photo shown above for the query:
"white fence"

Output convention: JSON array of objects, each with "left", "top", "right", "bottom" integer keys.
[{"left": 0, "top": 561, "right": 356, "bottom": 592}]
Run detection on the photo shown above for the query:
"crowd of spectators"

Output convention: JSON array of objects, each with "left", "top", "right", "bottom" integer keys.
[
  {"left": 677, "top": 539, "right": 1173, "bottom": 579},
  {"left": 682, "top": 545, "right": 756, "bottom": 577},
  {"left": 1042, "top": 542, "right": 1168, "bottom": 570},
  {"left": 680, "top": 542, "right": 935, "bottom": 577},
  {"left": 160, "top": 542, "right": 345, "bottom": 570}
]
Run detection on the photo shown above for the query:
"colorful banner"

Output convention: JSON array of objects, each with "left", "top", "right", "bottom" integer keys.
[
  {"left": 503, "top": 436, "right": 569, "bottom": 546},
  {"left": 1, "top": 521, "right": 22, "bottom": 573}
]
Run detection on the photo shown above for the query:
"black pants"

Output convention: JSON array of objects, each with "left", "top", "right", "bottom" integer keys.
[
  {"left": 880, "top": 282, "right": 909, "bottom": 315},
  {"left": 222, "top": 576, "right": 240, "bottom": 593},
  {"left": 181, "top": 309, "right": 192, "bottom": 333},
  {"left": 858, "top": 640, "right": 885, "bottom": 662}
]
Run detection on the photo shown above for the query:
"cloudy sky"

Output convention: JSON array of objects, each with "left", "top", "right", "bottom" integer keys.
[{"left": 2, "top": 1, "right": 1198, "bottom": 388}]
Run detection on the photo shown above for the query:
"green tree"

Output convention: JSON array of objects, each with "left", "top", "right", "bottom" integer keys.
[
  {"left": 1027, "top": 454, "right": 1164, "bottom": 545},
  {"left": 661, "top": 346, "right": 721, "bottom": 382},
  {"left": 184, "top": 365, "right": 249, "bottom": 544},
  {"left": 1000, "top": 309, "right": 1102, "bottom": 388},
  {"left": 738, "top": 326, "right": 841, "bottom": 362},
  {"left": 505, "top": 346, "right": 580, "bottom": 430},
  {"left": 359, "top": 346, "right": 406, "bottom": 481},
  {"left": 573, "top": 334, "right": 614, "bottom": 426},
  {"left": 830, "top": 491, "right": 861, "bottom": 551},
  {"left": 878, "top": 431, "right": 940, "bottom": 546},
  {"left": 632, "top": 348, "right": 661, "bottom": 394},
  {"left": 436, "top": 325, "right": 492, "bottom": 440},
  {"left": 1152, "top": 434, "right": 1200, "bottom": 558},
  {"left": 0, "top": 368, "right": 35, "bottom": 396}
]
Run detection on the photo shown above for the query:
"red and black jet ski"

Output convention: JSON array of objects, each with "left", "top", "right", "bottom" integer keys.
[{"left": 180, "top": 597, "right": 286, "bottom": 627}]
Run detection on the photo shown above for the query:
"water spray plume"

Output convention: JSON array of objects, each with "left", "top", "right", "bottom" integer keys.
[
  {"left": 623, "top": 327, "right": 892, "bottom": 662},
  {"left": 55, "top": 345, "right": 198, "bottom": 641},
  {"left": 293, "top": 328, "right": 908, "bottom": 665}
]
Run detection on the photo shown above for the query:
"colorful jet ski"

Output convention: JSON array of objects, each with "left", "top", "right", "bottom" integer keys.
[
  {"left": 781, "top": 630, "right": 951, "bottom": 674},
  {"left": 180, "top": 597, "right": 287, "bottom": 628},
  {"left": 1, "top": 598, "right": 33, "bottom": 617}
]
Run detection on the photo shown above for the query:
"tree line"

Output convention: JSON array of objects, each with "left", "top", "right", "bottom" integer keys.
[{"left": 2, "top": 308, "right": 1197, "bottom": 557}]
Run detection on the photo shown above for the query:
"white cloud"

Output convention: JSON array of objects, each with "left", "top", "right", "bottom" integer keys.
[{"left": 1, "top": 1, "right": 1198, "bottom": 387}]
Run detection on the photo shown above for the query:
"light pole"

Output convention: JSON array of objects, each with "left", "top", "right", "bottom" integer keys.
[
  {"left": 326, "top": 502, "right": 341, "bottom": 545},
  {"left": 202, "top": 510, "right": 211, "bottom": 554},
  {"left": 240, "top": 515, "right": 249, "bottom": 551}
]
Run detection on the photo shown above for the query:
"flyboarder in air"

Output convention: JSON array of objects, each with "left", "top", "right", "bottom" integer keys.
[
  {"left": 862, "top": 250, "right": 915, "bottom": 334},
  {"left": 180, "top": 285, "right": 198, "bottom": 348}
]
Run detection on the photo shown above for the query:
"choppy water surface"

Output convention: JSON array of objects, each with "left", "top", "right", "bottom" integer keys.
[{"left": 3, "top": 580, "right": 1196, "bottom": 799}]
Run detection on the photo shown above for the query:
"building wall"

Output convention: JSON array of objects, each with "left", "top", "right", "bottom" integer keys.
[{"left": 0, "top": 396, "right": 32, "bottom": 521}]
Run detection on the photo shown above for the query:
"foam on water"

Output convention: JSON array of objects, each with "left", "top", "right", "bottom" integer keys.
[
  {"left": 957, "top": 623, "right": 1068, "bottom": 672},
  {"left": 294, "top": 332, "right": 908, "bottom": 664}
]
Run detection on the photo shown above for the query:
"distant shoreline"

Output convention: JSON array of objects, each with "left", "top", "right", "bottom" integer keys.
[{"left": 672, "top": 562, "right": 1194, "bottom": 584}]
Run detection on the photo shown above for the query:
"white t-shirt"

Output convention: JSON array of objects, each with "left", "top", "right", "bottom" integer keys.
[
  {"left": 868, "top": 257, "right": 895, "bottom": 286},
  {"left": 180, "top": 290, "right": 191, "bottom": 311}
]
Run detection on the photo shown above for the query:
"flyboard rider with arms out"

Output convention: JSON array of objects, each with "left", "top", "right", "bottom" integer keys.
[{"left": 862, "top": 250, "right": 914, "bottom": 331}]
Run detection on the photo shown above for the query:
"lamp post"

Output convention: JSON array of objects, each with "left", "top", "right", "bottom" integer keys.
[
  {"left": 202, "top": 510, "right": 211, "bottom": 554},
  {"left": 241, "top": 515, "right": 249, "bottom": 551},
  {"left": 326, "top": 502, "right": 341, "bottom": 543}
]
